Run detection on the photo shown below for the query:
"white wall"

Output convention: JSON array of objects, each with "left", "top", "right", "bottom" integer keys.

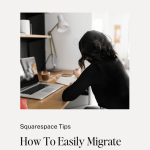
[
  {"left": 109, "top": 13, "right": 130, "bottom": 59},
  {"left": 92, "top": 13, "right": 130, "bottom": 60},
  {"left": 45, "top": 13, "right": 92, "bottom": 70},
  {"left": 92, "top": 13, "right": 109, "bottom": 35}
]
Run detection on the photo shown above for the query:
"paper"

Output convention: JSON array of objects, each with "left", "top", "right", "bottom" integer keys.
[{"left": 56, "top": 76, "right": 77, "bottom": 85}]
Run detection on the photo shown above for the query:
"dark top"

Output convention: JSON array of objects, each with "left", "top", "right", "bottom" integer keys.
[{"left": 62, "top": 59, "right": 129, "bottom": 109}]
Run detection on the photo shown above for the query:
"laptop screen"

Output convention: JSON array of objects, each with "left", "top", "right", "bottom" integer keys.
[{"left": 20, "top": 57, "right": 39, "bottom": 89}]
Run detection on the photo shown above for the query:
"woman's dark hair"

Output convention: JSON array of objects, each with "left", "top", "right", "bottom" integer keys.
[{"left": 78, "top": 30, "right": 118, "bottom": 69}]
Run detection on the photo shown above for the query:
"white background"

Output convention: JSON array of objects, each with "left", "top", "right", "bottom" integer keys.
[{"left": 1, "top": 0, "right": 150, "bottom": 149}]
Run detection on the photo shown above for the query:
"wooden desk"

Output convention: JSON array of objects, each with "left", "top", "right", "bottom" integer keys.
[{"left": 24, "top": 70, "right": 73, "bottom": 109}]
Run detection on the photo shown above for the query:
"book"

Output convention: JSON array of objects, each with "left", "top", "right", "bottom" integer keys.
[{"left": 56, "top": 76, "right": 77, "bottom": 86}]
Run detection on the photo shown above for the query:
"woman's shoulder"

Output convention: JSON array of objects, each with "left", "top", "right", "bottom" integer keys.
[
  {"left": 93, "top": 58, "right": 122, "bottom": 66},
  {"left": 91, "top": 59, "right": 125, "bottom": 73}
]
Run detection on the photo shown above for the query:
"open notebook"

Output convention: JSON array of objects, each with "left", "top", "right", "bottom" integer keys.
[{"left": 56, "top": 75, "right": 77, "bottom": 85}]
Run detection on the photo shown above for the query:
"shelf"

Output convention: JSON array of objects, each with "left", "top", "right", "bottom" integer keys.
[
  {"left": 20, "top": 34, "right": 51, "bottom": 38},
  {"left": 21, "top": 13, "right": 51, "bottom": 18}
]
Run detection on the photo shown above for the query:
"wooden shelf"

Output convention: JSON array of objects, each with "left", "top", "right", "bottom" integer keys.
[{"left": 20, "top": 34, "right": 51, "bottom": 38}]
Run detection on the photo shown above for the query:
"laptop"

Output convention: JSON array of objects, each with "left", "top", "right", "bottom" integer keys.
[{"left": 20, "top": 57, "right": 64, "bottom": 100}]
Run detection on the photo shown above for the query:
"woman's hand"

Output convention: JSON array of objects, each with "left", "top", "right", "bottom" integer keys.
[
  {"left": 69, "top": 82, "right": 73, "bottom": 86},
  {"left": 73, "top": 68, "right": 81, "bottom": 78},
  {"left": 116, "top": 54, "right": 120, "bottom": 59}
]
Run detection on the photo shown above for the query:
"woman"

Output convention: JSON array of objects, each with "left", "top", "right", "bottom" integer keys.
[{"left": 62, "top": 30, "right": 129, "bottom": 109}]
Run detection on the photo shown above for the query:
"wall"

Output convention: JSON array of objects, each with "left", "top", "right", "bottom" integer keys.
[
  {"left": 92, "top": 13, "right": 130, "bottom": 60},
  {"left": 92, "top": 13, "right": 109, "bottom": 35},
  {"left": 109, "top": 13, "right": 130, "bottom": 59},
  {"left": 45, "top": 13, "right": 92, "bottom": 70}
]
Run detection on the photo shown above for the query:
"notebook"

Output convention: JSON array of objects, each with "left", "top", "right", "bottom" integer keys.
[{"left": 56, "top": 75, "right": 77, "bottom": 85}]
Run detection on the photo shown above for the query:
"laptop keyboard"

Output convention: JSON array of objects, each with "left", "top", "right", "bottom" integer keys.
[{"left": 21, "top": 84, "right": 49, "bottom": 95}]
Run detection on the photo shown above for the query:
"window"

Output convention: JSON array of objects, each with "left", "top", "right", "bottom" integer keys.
[{"left": 93, "top": 19, "right": 103, "bottom": 32}]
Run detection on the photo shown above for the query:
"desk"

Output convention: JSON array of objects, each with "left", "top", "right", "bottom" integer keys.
[{"left": 23, "top": 70, "right": 73, "bottom": 109}]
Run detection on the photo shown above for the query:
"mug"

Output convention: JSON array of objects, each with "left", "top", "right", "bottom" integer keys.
[{"left": 41, "top": 71, "right": 50, "bottom": 81}]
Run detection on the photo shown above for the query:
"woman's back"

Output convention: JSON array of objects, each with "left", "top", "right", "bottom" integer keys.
[
  {"left": 62, "top": 59, "right": 129, "bottom": 109},
  {"left": 91, "top": 59, "right": 129, "bottom": 109}
]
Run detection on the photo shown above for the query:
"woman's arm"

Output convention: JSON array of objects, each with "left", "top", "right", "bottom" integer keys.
[{"left": 62, "top": 63, "right": 101, "bottom": 101}]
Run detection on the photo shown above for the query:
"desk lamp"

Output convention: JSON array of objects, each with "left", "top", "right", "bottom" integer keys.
[{"left": 47, "top": 14, "right": 69, "bottom": 72}]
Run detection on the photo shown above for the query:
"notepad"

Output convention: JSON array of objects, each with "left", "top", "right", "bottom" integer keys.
[{"left": 56, "top": 76, "right": 77, "bottom": 85}]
